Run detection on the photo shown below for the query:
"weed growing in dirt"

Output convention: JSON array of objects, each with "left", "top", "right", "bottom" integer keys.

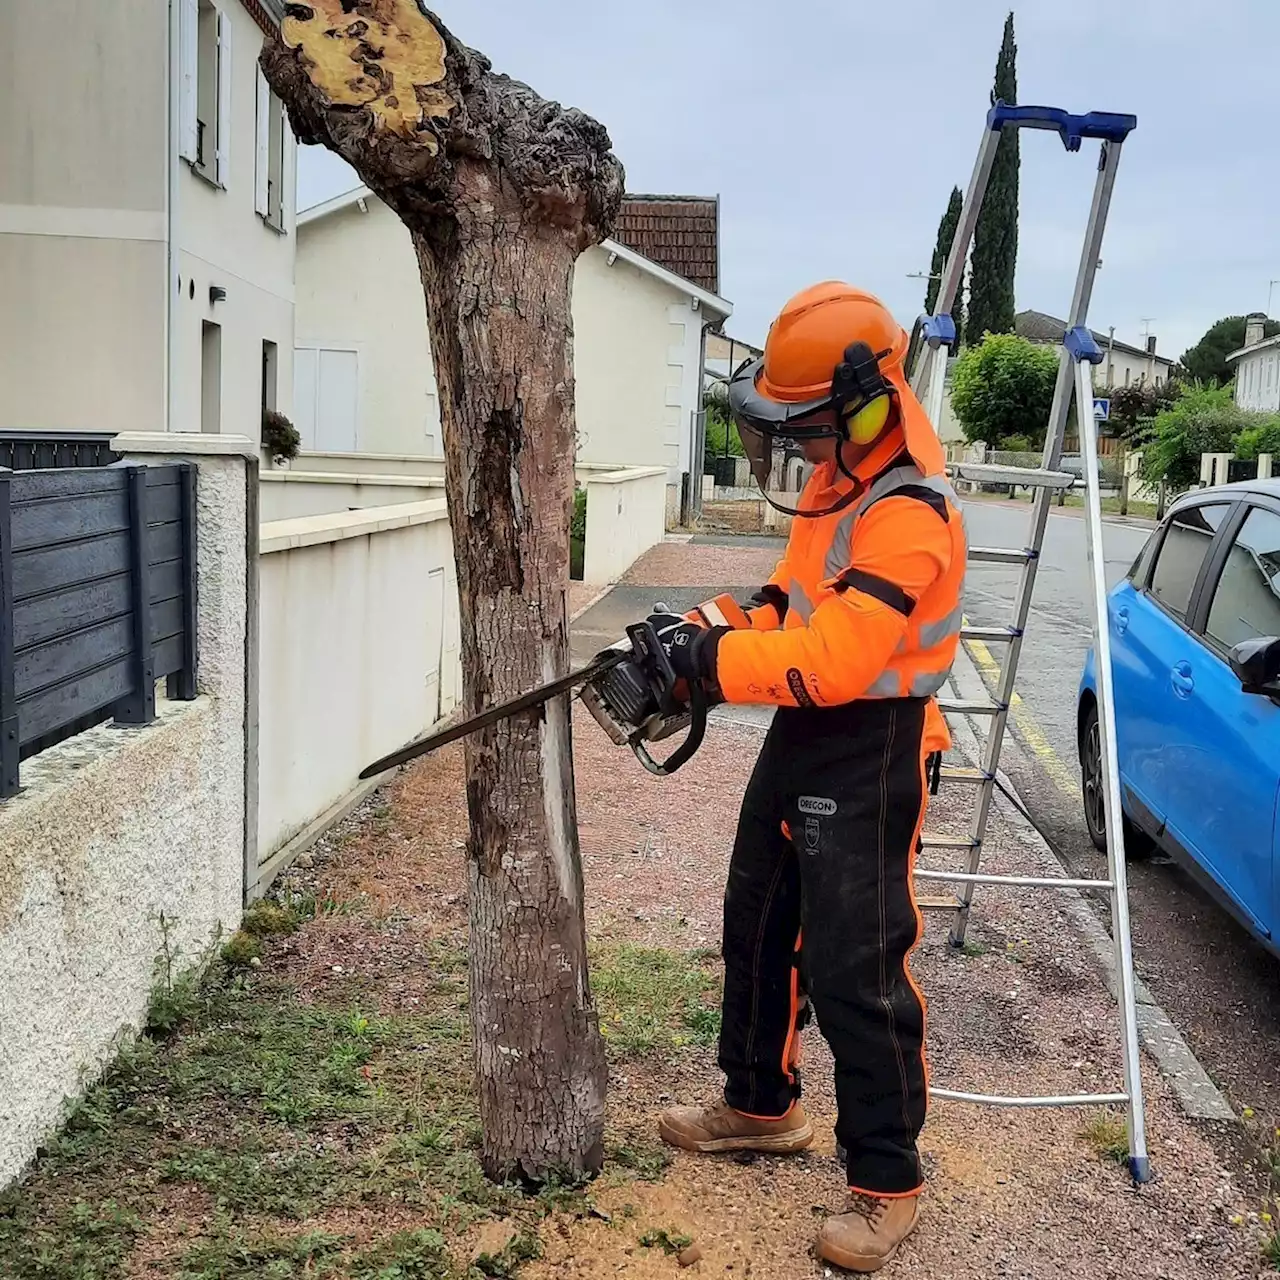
[
  {"left": 179, "top": 1229, "right": 347, "bottom": 1279},
  {"left": 590, "top": 943, "right": 722, "bottom": 1058},
  {"left": 608, "top": 1140, "right": 672, "bottom": 1182},
  {"left": 1080, "top": 1111, "right": 1129, "bottom": 1164},
  {"left": 638, "top": 1227, "right": 694, "bottom": 1254},
  {"left": 474, "top": 1232, "right": 543, "bottom": 1277}
]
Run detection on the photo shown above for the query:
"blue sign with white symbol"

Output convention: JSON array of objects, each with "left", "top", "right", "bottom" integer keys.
[{"left": 1093, "top": 398, "right": 1111, "bottom": 422}]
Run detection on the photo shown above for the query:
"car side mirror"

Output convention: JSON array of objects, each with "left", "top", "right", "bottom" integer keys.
[{"left": 1228, "top": 636, "right": 1280, "bottom": 696}]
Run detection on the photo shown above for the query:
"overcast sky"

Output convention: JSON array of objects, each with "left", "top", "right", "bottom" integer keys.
[{"left": 297, "top": 1, "right": 1280, "bottom": 363}]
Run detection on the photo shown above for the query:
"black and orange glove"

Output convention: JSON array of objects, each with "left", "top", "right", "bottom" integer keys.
[{"left": 647, "top": 612, "right": 729, "bottom": 687}]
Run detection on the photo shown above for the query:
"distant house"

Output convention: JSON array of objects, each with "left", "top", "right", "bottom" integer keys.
[
  {"left": 1015, "top": 311, "right": 1174, "bottom": 390},
  {"left": 294, "top": 188, "right": 731, "bottom": 498},
  {"left": 0, "top": 0, "right": 297, "bottom": 441},
  {"left": 1227, "top": 313, "right": 1280, "bottom": 414}
]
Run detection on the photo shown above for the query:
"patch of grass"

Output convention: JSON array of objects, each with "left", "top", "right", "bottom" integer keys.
[
  {"left": 350, "top": 1228, "right": 457, "bottom": 1279},
  {"left": 158, "top": 1144, "right": 345, "bottom": 1220},
  {"left": 638, "top": 1227, "right": 694, "bottom": 1255},
  {"left": 607, "top": 1140, "right": 672, "bottom": 1183},
  {"left": 473, "top": 1231, "right": 543, "bottom": 1277},
  {"left": 1262, "top": 1221, "right": 1280, "bottom": 1270},
  {"left": 0, "top": 1199, "right": 143, "bottom": 1280},
  {"left": 590, "top": 944, "right": 721, "bottom": 1058},
  {"left": 178, "top": 1228, "right": 347, "bottom": 1279},
  {"left": 957, "top": 940, "right": 988, "bottom": 958},
  {"left": 1080, "top": 1111, "right": 1129, "bottom": 1164}
]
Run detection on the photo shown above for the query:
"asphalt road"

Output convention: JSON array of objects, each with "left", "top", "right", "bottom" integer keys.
[{"left": 961, "top": 498, "right": 1280, "bottom": 1140}]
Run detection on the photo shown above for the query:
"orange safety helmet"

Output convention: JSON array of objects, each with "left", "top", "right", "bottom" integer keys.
[{"left": 729, "top": 283, "right": 912, "bottom": 516}]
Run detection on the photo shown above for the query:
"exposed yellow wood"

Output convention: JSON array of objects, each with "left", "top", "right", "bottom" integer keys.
[{"left": 281, "top": 0, "right": 455, "bottom": 146}]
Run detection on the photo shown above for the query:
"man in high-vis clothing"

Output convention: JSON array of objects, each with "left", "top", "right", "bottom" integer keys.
[{"left": 642, "top": 283, "right": 966, "bottom": 1273}]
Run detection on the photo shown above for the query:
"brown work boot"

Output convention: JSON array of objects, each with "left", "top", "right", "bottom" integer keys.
[
  {"left": 816, "top": 1193, "right": 920, "bottom": 1273},
  {"left": 658, "top": 1100, "right": 814, "bottom": 1154}
]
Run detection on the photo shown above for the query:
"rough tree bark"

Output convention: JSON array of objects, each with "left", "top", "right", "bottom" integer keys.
[{"left": 262, "top": 2, "right": 624, "bottom": 1183}]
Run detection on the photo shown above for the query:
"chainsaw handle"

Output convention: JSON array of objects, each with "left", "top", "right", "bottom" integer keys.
[{"left": 631, "top": 678, "right": 709, "bottom": 777}]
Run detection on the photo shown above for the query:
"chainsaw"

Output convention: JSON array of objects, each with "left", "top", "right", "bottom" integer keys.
[{"left": 358, "top": 597, "right": 744, "bottom": 782}]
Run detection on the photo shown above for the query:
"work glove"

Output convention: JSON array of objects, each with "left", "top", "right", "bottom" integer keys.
[{"left": 646, "top": 611, "right": 729, "bottom": 686}]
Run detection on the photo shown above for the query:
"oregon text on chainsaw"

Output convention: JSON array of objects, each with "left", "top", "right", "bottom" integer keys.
[{"left": 359, "top": 604, "right": 726, "bottom": 782}]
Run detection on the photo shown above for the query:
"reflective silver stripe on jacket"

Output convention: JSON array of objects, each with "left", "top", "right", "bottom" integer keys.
[
  {"left": 789, "top": 579, "right": 815, "bottom": 624},
  {"left": 917, "top": 602, "right": 964, "bottom": 650},
  {"left": 822, "top": 465, "right": 961, "bottom": 581}
]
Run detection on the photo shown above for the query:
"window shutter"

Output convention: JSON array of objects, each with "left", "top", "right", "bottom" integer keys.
[
  {"left": 255, "top": 67, "right": 270, "bottom": 215},
  {"left": 280, "top": 108, "right": 295, "bottom": 229},
  {"left": 179, "top": 0, "right": 199, "bottom": 161},
  {"left": 215, "top": 8, "right": 232, "bottom": 186}
]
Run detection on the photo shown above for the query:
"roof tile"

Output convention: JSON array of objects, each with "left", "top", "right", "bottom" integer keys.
[{"left": 614, "top": 195, "right": 720, "bottom": 294}]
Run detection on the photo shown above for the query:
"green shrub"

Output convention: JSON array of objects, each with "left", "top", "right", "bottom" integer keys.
[
  {"left": 950, "top": 333, "right": 1059, "bottom": 448},
  {"left": 1139, "top": 383, "right": 1253, "bottom": 488},
  {"left": 1235, "top": 418, "right": 1280, "bottom": 461}
]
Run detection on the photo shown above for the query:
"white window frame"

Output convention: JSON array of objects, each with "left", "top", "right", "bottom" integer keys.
[
  {"left": 256, "top": 68, "right": 291, "bottom": 232},
  {"left": 179, "top": 0, "right": 229, "bottom": 188}
]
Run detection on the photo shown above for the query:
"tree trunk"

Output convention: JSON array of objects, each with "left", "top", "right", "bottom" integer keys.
[{"left": 263, "top": 2, "right": 623, "bottom": 1183}]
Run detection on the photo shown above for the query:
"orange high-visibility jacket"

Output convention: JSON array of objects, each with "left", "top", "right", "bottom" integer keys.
[{"left": 716, "top": 388, "right": 966, "bottom": 752}]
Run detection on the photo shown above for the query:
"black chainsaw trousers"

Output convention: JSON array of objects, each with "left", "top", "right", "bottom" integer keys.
[{"left": 717, "top": 697, "right": 931, "bottom": 1196}]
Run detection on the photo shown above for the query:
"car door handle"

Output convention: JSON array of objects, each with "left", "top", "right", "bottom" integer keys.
[
  {"left": 1114, "top": 606, "right": 1130, "bottom": 636},
  {"left": 1171, "top": 662, "right": 1195, "bottom": 698}
]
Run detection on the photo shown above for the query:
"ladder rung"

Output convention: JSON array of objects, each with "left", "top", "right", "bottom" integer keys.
[
  {"left": 917, "top": 894, "right": 964, "bottom": 911},
  {"left": 919, "top": 835, "right": 979, "bottom": 852},
  {"left": 931, "top": 1089, "right": 1129, "bottom": 1108},
  {"left": 916, "top": 870, "right": 1114, "bottom": 890},
  {"left": 961, "top": 624, "right": 1022, "bottom": 643},
  {"left": 952, "top": 463, "right": 1075, "bottom": 490},
  {"left": 938, "top": 697, "right": 1007, "bottom": 717},
  {"left": 938, "top": 765, "right": 991, "bottom": 784},
  {"left": 969, "top": 545, "right": 1036, "bottom": 565}
]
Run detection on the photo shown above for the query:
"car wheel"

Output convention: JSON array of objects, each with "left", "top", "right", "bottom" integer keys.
[{"left": 1080, "top": 703, "right": 1149, "bottom": 859}]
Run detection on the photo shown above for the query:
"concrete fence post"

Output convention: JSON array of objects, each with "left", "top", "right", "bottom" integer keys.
[{"left": 111, "top": 433, "right": 260, "bottom": 899}]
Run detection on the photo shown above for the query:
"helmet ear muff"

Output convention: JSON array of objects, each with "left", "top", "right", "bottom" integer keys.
[
  {"left": 845, "top": 395, "right": 892, "bottom": 445},
  {"left": 831, "top": 342, "right": 893, "bottom": 446}
]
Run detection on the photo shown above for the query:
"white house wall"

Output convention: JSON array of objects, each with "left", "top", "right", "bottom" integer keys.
[
  {"left": 173, "top": 0, "right": 295, "bottom": 438},
  {"left": 0, "top": 0, "right": 169, "bottom": 433},
  {"left": 571, "top": 247, "right": 694, "bottom": 477},
  {"left": 294, "top": 198, "right": 441, "bottom": 455},
  {"left": 1235, "top": 349, "right": 1280, "bottom": 414},
  {"left": 295, "top": 198, "right": 711, "bottom": 478}
]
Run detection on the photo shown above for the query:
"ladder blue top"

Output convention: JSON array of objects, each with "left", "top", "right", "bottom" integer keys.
[{"left": 987, "top": 102, "right": 1138, "bottom": 151}]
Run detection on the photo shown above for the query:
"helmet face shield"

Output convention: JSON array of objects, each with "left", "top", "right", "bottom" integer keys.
[{"left": 729, "top": 357, "right": 865, "bottom": 518}]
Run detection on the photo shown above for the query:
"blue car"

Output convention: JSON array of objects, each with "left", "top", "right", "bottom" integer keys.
[{"left": 1078, "top": 480, "right": 1280, "bottom": 944}]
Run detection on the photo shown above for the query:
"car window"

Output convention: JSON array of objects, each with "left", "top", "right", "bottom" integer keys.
[
  {"left": 1205, "top": 507, "right": 1280, "bottom": 650},
  {"left": 1128, "top": 531, "right": 1159, "bottom": 587},
  {"left": 1148, "top": 503, "right": 1230, "bottom": 620}
]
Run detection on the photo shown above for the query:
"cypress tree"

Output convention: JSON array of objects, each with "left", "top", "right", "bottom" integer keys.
[
  {"left": 968, "top": 12, "right": 1019, "bottom": 342},
  {"left": 925, "top": 186, "right": 965, "bottom": 343}
]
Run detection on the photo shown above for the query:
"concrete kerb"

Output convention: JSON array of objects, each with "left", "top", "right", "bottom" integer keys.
[{"left": 946, "top": 642, "right": 1237, "bottom": 1126}]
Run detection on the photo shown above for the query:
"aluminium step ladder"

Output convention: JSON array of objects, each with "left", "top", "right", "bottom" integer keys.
[{"left": 907, "top": 103, "right": 1151, "bottom": 1183}]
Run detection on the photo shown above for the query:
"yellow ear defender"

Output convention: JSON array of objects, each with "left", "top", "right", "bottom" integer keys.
[
  {"left": 832, "top": 341, "right": 894, "bottom": 446},
  {"left": 844, "top": 394, "right": 893, "bottom": 445}
]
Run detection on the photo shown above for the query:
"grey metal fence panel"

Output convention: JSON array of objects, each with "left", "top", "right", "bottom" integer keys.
[{"left": 0, "top": 463, "right": 198, "bottom": 793}]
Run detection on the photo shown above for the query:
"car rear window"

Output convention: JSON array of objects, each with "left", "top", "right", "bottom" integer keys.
[
  {"left": 1148, "top": 503, "right": 1230, "bottom": 620},
  {"left": 1205, "top": 507, "right": 1280, "bottom": 650}
]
